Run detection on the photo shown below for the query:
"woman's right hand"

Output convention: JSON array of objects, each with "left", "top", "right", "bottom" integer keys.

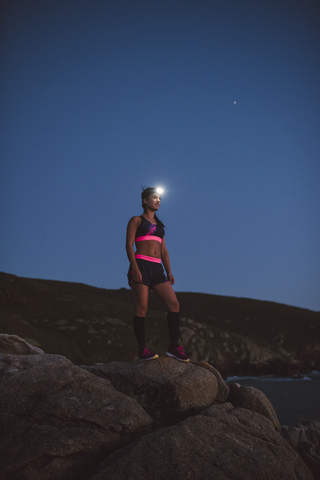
[{"left": 132, "top": 267, "right": 143, "bottom": 283}]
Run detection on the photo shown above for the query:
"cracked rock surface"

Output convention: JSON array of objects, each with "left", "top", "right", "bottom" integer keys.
[
  {"left": 0, "top": 335, "right": 151, "bottom": 480},
  {"left": 92, "top": 406, "right": 311, "bottom": 480},
  {"left": 82, "top": 358, "right": 220, "bottom": 427},
  {"left": 0, "top": 334, "right": 315, "bottom": 480}
]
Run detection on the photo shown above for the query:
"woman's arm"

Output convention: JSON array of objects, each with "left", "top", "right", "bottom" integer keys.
[
  {"left": 161, "top": 237, "right": 175, "bottom": 285},
  {"left": 126, "top": 216, "right": 143, "bottom": 283}
]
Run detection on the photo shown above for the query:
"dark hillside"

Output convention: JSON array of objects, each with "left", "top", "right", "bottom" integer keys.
[{"left": 1, "top": 272, "right": 319, "bottom": 377}]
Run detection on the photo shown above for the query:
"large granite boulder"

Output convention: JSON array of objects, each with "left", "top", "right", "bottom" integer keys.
[
  {"left": 191, "top": 360, "right": 229, "bottom": 402},
  {"left": 0, "top": 334, "right": 315, "bottom": 480},
  {"left": 0, "top": 337, "right": 152, "bottom": 480},
  {"left": 228, "top": 382, "right": 281, "bottom": 431},
  {"left": 82, "top": 357, "right": 219, "bottom": 426},
  {"left": 0, "top": 332, "right": 44, "bottom": 355},
  {"left": 90, "top": 404, "right": 313, "bottom": 480}
]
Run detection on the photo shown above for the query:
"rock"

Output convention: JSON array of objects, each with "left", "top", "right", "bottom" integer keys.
[
  {"left": 82, "top": 357, "right": 218, "bottom": 427},
  {"left": 0, "top": 335, "right": 316, "bottom": 480},
  {"left": 228, "top": 382, "right": 281, "bottom": 431},
  {"left": 179, "top": 317, "right": 307, "bottom": 378},
  {"left": 191, "top": 360, "right": 229, "bottom": 402},
  {"left": 0, "top": 333, "right": 44, "bottom": 354},
  {"left": 281, "top": 419, "right": 320, "bottom": 450},
  {"left": 281, "top": 420, "right": 320, "bottom": 480},
  {"left": 90, "top": 405, "right": 313, "bottom": 480},
  {"left": 296, "top": 442, "right": 320, "bottom": 480},
  {"left": 0, "top": 343, "right": 152, "bottom": 480}
]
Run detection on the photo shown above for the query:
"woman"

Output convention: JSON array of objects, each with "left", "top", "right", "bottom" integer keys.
[{"left": 126, "top": 187, "right": 189, "bottom": 362}]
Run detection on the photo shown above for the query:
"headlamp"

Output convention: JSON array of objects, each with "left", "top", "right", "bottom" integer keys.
[{"left": 156, "top": 187, "right": 164, "bottom": 195}]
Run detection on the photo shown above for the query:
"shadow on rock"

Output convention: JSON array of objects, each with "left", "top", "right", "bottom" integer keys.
[
  {"left": 0, "top": 334, "right": 316, "bottom": 480},
  {"left": 82, "top": 358, "right": 224, "bottom": 427},
  {"left": 91, "top": 405, "right": 312, "bottom": 480},
  {"left": 0, "top": 335, "right": 151, "bottom": 480}
]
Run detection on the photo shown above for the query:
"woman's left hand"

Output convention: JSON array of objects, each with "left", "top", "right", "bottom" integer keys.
[{"left": 167, "top": 273, "right": 175, "bottom": 285}]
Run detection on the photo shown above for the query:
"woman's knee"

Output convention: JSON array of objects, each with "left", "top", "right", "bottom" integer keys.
[
  {"left": 134, "top": 306, "right": 147, "bottom": 317},
  {"left": 134, "top": 300, "right": 148, "bottom": 316},
  {"left": 169, "top": 298, "right": 179, "bottom": 312}
]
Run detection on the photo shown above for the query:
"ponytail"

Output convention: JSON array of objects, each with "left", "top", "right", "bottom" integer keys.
[{"left": 154, "top": 214, "right": 165, "bottom": 228}]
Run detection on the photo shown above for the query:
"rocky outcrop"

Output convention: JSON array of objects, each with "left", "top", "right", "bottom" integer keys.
[
  {"left": 192, "top": 360, "right": 229, "bottom": 402},
  {"left": 82, "top": 358, "right": 223, "bottom": 427},
  {"left": 0, "top": 333, "right": 44, "bottom": 355},
  {"left": 281, "top": 419, "right": 320, "bottom": 479},
  {"left": 179, "top": 317, "right": 309, "bottom": 378},
  {"left": 228, "top": 381, "right": 281, "bottom": 431},
  {"left": 0, "top": 334, "right": 315, "bottom": 480},
  {"left": 91, "top": 405, "right": 311, "bottom": 480},
  {"left": 0, "top": 335, "right": 152, "bottom": 480}
]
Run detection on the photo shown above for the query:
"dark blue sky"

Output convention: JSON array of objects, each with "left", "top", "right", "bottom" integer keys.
[{"left": 1, "top": 0, "right": 319, "bottom": 311}]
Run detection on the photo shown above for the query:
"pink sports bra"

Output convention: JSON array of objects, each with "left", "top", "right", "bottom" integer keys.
[{"left": 135, "top": 216, "right": 165, "bottom": 244}]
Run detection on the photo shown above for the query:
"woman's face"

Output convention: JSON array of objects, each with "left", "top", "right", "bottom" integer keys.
[{"left": 144, "top": 193, "right": 161, "bottom": 210}]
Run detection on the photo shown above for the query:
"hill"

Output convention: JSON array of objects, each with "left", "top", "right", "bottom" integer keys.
[{"left": 1, "top": 271, "right": 319, "bottom": 377}]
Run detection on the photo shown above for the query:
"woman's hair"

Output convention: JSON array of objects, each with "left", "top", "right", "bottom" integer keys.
[{"left": 141, "top": 187, "right": 165, "bottom": 228}]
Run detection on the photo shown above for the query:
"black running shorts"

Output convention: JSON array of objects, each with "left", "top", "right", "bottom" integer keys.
[{"left": 127, "top": 257, "right": 168, "bottom": 290}]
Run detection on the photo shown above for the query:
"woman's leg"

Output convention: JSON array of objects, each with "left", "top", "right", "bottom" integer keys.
[
  {"left": 130, "top": 281, "right": 149, "bottom": 349},
  {"left": 130, "top": 281, "right": 149, "bottom": 317},
  {"left": 153, "top": 282, "right": 189, "bottom": 362},
  {"left": 152, "top": 281, "right": 179, "bottom": 312},
  {"left": 130, "top": 281, "right": 158, "bottom": 360},
  {"left": 153, "top": 282, "right": 180, "bottom": 344}
]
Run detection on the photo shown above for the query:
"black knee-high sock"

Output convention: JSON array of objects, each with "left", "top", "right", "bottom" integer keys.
[
  {"left": 167, "top": 311, "right": 180, "bottom": 346},
  {"left": 133, "top": 316, "right": 146, "bottom": 350}
]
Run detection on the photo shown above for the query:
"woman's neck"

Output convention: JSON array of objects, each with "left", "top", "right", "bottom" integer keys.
[{"left": 142, "top": 210, "right": 156, "bottom": 223}]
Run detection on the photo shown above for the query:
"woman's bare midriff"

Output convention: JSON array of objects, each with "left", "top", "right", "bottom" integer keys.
[{"left": 135, "top": 240, "right": 162, "bottom": 259}]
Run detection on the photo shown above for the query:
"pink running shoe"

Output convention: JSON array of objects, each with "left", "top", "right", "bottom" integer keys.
[
  {"left": 166, "top": 345, "right": 189, "bottom": 362},
  {"left": 139, "top": 347, "right": 159, "bottom": 362}
]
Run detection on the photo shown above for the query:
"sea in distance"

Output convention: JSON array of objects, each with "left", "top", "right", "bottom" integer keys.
[{"left": 226, "top": 371, "right": 320, "bottom": 426}]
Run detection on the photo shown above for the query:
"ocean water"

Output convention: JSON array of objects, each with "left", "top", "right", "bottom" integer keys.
[{"left": 226, "top": 371, "right": 320, "bottom": 426}]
